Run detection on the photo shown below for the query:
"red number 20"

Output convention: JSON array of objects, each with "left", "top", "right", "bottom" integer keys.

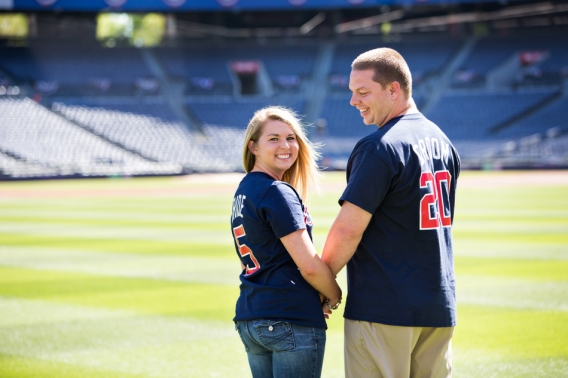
[
  {"left": 419, "top": 170, "right": 452, "bottom": 230},
  {"left": 233, "top": 224, "right": 260, "bottom": 275}
]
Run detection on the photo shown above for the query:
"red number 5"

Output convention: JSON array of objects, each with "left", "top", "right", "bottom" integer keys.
[
  {"left": 419, "top": 170, "right": 452, "bottom": 230},
  {"left": 233, "top": 224, "right": 260, "bottom": 275}
]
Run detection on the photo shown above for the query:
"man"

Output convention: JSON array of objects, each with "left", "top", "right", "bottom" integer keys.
[{"left": 321, "top": 47, "right": 460, "bottom": 378}]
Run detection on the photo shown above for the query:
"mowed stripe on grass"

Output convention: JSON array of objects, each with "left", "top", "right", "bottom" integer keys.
[
  {"left": 0, "top": 297, "right": 249, "bottom": 378},
  {"left": 0, "top": 223, "right": 231, "bottom": 243},
  {"left": 0, "top": 247, "right": 239, "bottom": 285},
  {"left": 0, "top": 171, "right": 567, "bottom": 377}
]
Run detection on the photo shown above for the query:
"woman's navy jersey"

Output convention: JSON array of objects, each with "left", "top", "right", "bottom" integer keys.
[
  {"left": 230, "top": 172, "right": 326, "bottom": 329},
  {"left": 341, "top": 113, "right": 460, "bottom": 327}
]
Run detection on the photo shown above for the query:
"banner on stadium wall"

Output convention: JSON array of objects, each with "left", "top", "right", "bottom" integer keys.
[
  {"left": 135, "top": 77, "right": 160, "bottom": 93},
  {"left": 35, "top": 0, "right": 57, "bottom": 6},
  {"left": 216, "top": 0, "right": 239, "bottom": 7},
  {"left": 104, "top": 0, "right": 127, "bottom": 7},
  {"left": 276, "top": 75, "right": 301, "bottom": 89},
  {"left": 287, "top": 0, "right": 308, "bottom": 6},
  {"left": 191, "top": 77, "right": 215, "bottom": 90},
  {"left": 89, "top": 78, "right": 111, "bottom": 92},
  {"left": 230, "top": 60, "right": 259, "bottom": 74},
  {"left": 13, "top": 0, "right": 391, "bottom": 11},
  {"left": 13, "top": 0, "right": 509, "bottom": 11},
  {"left": 519, "top": 51, "right": 548, "bottom": 66},
  {"left": 35, "top": 80, "right": 59, "bottom": 94},
  {"left": 162, "top": 0, "right": 186, "bottom": 7}
]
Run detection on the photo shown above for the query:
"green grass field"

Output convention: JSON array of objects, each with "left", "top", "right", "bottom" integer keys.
[{"left": 0, "top": 171, "right": 567, "bottom": 377}]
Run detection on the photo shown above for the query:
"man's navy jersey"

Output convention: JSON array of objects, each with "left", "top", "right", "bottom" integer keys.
[
  {"left": 340, "top": 113, "right": 460, "bottom": 327},
  {"left": 230, "top": 172, "right": 326, "bottom": 329}
]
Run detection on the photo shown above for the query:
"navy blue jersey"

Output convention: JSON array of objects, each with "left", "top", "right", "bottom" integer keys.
[
  {"left": 230, "top": 172, "right": 326, "bottom": 329},
  {"left": 341, "top": 113, "right": 460, "bottom": 327}
]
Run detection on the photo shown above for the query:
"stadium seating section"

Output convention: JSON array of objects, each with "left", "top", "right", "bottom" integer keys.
[
  {"left": 453, "top": 34, "right": 568, "bottom": 88},
  {"left": 0, "top": 30, "right": 567, "bottom": 178}
]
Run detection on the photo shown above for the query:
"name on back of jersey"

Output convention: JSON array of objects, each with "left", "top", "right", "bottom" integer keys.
[
  {"left": 231, "top": 194, "right": 246, "bottom": 223},
  {"left": 412, "top": 137, "right": 451, "bottom": 167}
]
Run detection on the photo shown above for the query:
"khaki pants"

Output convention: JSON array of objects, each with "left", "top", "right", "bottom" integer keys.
[{"left": 344, "top": 319, "right": 453, "bottom": 378}]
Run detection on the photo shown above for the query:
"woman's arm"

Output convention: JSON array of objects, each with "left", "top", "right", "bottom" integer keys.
[
  {"left": 281, "top": 229, "right": 342, "bottom": 308},
  {"left": 322, "top": 201, "right": 372, "bottom": 276}
]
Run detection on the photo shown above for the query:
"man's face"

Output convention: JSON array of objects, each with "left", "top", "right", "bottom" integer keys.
[{"left": 349, "top": 69, "right": 393, "bottom": 127}]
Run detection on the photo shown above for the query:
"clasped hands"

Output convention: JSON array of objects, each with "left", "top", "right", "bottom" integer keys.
[{"left": 320, "top": 293, "right": 342, "bottom": 319}]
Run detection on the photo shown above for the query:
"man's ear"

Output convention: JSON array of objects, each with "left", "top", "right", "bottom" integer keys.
[
  {"left": 248, "top": 140, "right": 257, "bottom": 155},
  {"left": 390, "top": 81, "right": 401, "bottom": 99}
]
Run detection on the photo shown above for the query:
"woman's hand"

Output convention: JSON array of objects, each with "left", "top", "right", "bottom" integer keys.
[{"left": 320, "top": 293, "right": 332, "bottom": 319}]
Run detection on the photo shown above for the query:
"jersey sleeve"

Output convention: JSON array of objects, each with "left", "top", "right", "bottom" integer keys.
[
  {"left": 260, "top": 183, "right": 306, "bottom": 239},
  {"left": 340, "top": 144, "right": 393, "bottom": 215}
]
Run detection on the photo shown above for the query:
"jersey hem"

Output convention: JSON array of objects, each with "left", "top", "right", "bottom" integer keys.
[{"left": 344, "top": 314, "right": 456, "bottom": 328}]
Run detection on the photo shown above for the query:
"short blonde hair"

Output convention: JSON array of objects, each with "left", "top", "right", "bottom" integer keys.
[
  {"left": 352, "top": 47, "right": 413, "bottom": 98},
  {"left": 242, "top": 106, "right": 320, "bottom": 201}
]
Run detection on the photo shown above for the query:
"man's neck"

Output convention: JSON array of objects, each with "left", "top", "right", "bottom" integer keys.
[
  {"left": 400, "top": 97, "right": 419, "bottom": 115},
  {"left": 379, "top": 98, "right": 419, "bottom": 127}
]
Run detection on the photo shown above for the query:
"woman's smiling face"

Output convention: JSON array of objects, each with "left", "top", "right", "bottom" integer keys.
[{"left": 248, "top": 119, "right": 299, "bottom": 180}]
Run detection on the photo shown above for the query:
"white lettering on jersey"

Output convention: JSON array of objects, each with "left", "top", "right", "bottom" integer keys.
[
  {"left": 441, "top": 141, "right": 450, "bottom": 162},
  {"left": 231, "top": 195, "right": 246, "bottom": 223},
  {"left": 412, "top": 143, "right": 425, "bottom": 165},
  {"left": 431, "top": 138, "right": 440, "bottom": 159},
  {"left": 412, "top": 137, "right": 450, "bottom": 167}
]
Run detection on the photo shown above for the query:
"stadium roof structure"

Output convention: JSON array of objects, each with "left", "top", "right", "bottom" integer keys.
[{"left": 2, "top": 0, "right": 543, "bottom": 12}]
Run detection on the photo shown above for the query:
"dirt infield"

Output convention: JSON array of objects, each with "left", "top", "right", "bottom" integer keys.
[{"left": 0, "top": 173, "right": 246, "bottom": 198}]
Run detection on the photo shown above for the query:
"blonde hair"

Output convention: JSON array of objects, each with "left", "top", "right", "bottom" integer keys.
[
  {"left": 242, "top": 106, "right": 320, "bottom": 201},
  {"left": 352, "top": 47, "right": 413, "bottom": 98}
]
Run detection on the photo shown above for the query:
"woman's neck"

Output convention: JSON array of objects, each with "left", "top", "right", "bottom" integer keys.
[{"left": 250, "top": 164, "right": 282, "bottom": 181}]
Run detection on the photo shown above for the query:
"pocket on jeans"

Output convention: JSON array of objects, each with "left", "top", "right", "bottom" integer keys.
[
  {"left": 253, "top": 320, "right": 295, "bottom": 352},
  {"left": 235, "top": 321, "right": 250, "bottom": 352}
]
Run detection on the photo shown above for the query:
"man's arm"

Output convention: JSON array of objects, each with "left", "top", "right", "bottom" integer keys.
[{"left": 321, "top": 201, "right": 372, "bottom": 276}]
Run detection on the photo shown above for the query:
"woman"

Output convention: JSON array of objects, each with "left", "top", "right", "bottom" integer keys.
[{"left": 231, "top": 106, "right": 342, "bottom": 378}]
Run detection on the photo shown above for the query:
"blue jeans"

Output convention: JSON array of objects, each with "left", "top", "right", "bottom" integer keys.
[{"left": 235, "top": 319, "right": 326, "bottom": 378}]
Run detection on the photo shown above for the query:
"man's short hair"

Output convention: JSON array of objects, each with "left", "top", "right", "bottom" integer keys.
[{"left": 352, "top": 47, "right": 412, "bottom": 98}]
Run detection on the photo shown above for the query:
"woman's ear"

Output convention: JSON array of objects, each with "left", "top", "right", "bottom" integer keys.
[{"left": 248, "top": 140, "right": 257, "bottom": 155}]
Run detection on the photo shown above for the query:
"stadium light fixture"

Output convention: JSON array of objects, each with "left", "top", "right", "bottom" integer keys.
[
  {"left": 300, "top": 12, "right": 326, "bottom": 34},
  {"left": 334, "top": 1, "right": 568, "bottom": 34},
  {"left": 389, "top": 2, "right": 568, "bottom": 32},
  {"left": 335, "top": 10, "right": 405, "bottom": 34},
  {"left": 175, "top": 20, "right": 253, "bottom": 37}
]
